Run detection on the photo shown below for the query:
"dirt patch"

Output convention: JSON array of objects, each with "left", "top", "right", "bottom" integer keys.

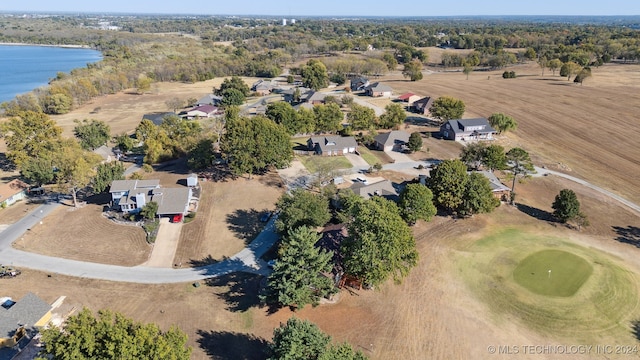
[
  {"left": 174, "top": 172, "right": 284, "bottom": 267},
  {"left": 0, "top": 200, "right": 40, "bottom": 225},
  {"left": 12, "top": 202, "right": 150, "bottom": 266}
]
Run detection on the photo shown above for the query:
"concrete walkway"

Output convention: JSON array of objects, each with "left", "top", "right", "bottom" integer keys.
[{"left": 143, "top": 218, "right": 183, "bottom": 268}]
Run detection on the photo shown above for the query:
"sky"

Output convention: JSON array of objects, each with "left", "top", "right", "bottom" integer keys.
[{"left": 2, "top": 0, "right": 639, "bottom": 17}]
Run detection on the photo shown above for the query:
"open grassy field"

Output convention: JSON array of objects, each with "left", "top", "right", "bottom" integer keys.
[{"left": 379, "top": 56, "right": 640, "bottom": 205}]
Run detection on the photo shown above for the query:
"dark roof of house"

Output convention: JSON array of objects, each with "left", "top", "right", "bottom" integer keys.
[
  {"left": 155, "top": 187, "right": 191, "bottom": 215},
  {"left": 350, "top": 77, "right": 368, "bottom": 85},
  {"left": 307, "top": 92, "right": 327, "bottom": 102},
  {"left": 444, "top": 118, "right": 496, "bottom": 134},
  {"left": 196, "top": 94, "right": 222, "bottom": 105},
  {"left": 309, "top": 136, "right": 357, "bottom": 153},
  {"left": 316, "top": 224, "right": 348, "bottom": 264},
  {"left": 109, "top": 180, "right": 160, "bottom": 193},
  {"left": 350, "top": 180, "right": 399, "bottom": 201},
  {"left": 374, "top": 130, "right": 410, "bottom": 147},
  {"left": 142, "top": 112, "right": 176, "bottom": 126},
  {"left": 0, "top": 293, "right": 51, "bottom": 338},
  {"left": 397, "top": 93, "right": 416, "bottom": 100},
  {"left": 413, "top": 96, "right": 434, "bottom": 109},
  {"left": 364, "top": 82, "right": 392, "bottom": 92},
  {"left": 189, "top": 104, "right": 218, "bottom": 114}
]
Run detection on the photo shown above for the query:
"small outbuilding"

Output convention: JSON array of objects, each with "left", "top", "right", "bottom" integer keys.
[{"left": 187, "top": 174, "right": 198, "bottom": 187}]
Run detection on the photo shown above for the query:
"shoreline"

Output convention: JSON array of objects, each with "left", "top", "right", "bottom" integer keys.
[{"left": 0, "top": 42, "right": 93, "bottom": 49}]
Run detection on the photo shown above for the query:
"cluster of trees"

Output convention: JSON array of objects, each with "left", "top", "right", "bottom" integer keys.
[
  {"left": 36, "top": 308, "right": 191, "bottom": 360},
  {"left": 221, "top": 107, "right": 293, "bottom": 177},
  {"left": 427, "top": 159, "right": 500, "bottom": 216},
  {"left": 347, "top": 103, "right": 407, "bottom": 131},
  {"left": 459, "top": 143, "right": 535, "bottom": 201},
  {"left": 214, "top": 76, "right": 251, "bottom": 106},
  {"left": 0, "top": 111, "right": 104, "bottom": 206},
  {"left": 270, "top": 317, "right": 367, "bottom": 360},
  {"left": 263, "top": 183, "right": 425, "bottom": 309},
  {"left": 135, "top": 115, "right": 202, "bottom": 164}
]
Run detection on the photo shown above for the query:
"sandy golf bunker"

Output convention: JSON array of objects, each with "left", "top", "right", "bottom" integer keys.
[{"left": 513, "top": 249, "right": 593, "bottom": 297}]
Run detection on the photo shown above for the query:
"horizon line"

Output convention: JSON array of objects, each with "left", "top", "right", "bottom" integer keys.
[{"left": 1, "top": 11, "right": 639, "bottom": 18}]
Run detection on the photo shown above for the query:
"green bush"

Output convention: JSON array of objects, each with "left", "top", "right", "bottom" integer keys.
[{"left": 502, "top": 71, "right": 517, "bottom": 79}]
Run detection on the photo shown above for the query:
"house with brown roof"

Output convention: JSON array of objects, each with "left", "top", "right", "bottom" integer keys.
[
  {"left": 307, "top": 136, "right": 357, "bottom": 156},
  {"left": 0, "top": 179, "right": 29, "bottom": 208},
  {"left": 412, "top": 96, "right": 434, "bottom": 114},
  {"left": 364, "top": 82, "right": 392, "bottom": 97},
  {"left": 374, "top": 130, "right": 410, "bottom": 152}
]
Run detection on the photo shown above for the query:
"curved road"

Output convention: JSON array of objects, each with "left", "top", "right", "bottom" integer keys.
[{"left": 0, "top": 201, "right": 276, "bottom": 284}]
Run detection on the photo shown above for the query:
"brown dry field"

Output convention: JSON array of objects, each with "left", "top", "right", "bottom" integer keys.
[
  {"left": 174, "top": 172, "right": 284, "bottom": 267},
  {"left": 3, "top": 173, "right": 640, "bottom": 360},
  {"left": 12, "top": 199, "right": 150, "bottom": 266},
  {"left": 379, "top": 60, "right": 640, "bottom": 205}
]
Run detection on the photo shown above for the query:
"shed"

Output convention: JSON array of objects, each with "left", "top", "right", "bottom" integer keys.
[{"left": 187, "top": 174, "right": 198, "bottom": 187}]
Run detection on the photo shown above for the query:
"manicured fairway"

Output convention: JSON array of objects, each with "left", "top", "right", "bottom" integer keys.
[{"left": 513, "top": 250, "right": 593, "bottom": 297}]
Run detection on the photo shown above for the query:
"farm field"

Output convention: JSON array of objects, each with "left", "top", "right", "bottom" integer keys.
[{"left": 381, "top": 58, "right": 640, "bottom": 206}]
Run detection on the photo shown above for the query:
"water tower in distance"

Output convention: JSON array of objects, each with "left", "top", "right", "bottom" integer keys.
[
  {"left": 291, "top": 19, "right": 296, "bottom": 24},
  {"left": 282, "top": 18, "right": 287, "bottom": 26}
]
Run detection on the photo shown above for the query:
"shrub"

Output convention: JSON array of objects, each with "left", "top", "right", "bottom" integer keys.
[
  {"left": 142, "top": 164, "right": 153, "bottom": 173},
  {"left": 502, "top": 71, "right": 517, "bottom": 79}
]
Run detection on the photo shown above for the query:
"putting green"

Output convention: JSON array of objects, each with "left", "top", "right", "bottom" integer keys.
[{"left": 513, "top": 250, "right": 593, "bottom": 297}]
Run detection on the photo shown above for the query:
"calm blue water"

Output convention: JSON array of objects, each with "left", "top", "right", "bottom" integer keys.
[{"left": 0, "top": 45, "right": 102, "bottom": 103}]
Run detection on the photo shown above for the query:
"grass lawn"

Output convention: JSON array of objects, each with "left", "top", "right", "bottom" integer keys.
[
  {"left": 357, "top": 146, "right": 382, "bottom": 166},
  {"left": 297, "top": 155, "right": 352, "bottom": 173},
  {"left": 513, "top": 250, "right": 593, "bottom": 297},
  {"left": 358, "top": 146, "right": 394, "bottom": 165},
  {"left": 457, "top": 228, "right": 639, "bottom": 339}
]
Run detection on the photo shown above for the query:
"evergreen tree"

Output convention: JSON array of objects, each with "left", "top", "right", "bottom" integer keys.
[
  {"left": 262, "top": 226, "right": 336, "bottom": 309},
  {"left": 276, "top": 188, "right": 331, "bottom": 234},
  {"left": 552, "top": 189, "right": 581, "bottom": 223},
  {"left": 407, "top": 132, "right": 423, "bottom": 153},
  {"left": 426, "top": 159, "right": 469, "bottom": 213},
  {"left": 93, "top": 162, "right": 125, "bottom": 193}
]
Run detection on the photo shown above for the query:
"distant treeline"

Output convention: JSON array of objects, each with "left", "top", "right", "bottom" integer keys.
[{"left": 0, "top": 15, "right": 638, "bottom": 114}]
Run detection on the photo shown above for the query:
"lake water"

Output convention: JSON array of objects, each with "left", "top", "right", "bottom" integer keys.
[{"left": 0, "top": 45, "right": 102, "bottom": 103}]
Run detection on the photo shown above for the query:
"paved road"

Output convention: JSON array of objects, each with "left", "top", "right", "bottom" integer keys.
[
  {"left": 534, "top": 166, "right": 640, "bottom": 215},
  {"left": 143, "top": 218, "right": 183, "bottom": 268},
  {"left": 0, "top": 206, "right": 279, "bottom": 283}
]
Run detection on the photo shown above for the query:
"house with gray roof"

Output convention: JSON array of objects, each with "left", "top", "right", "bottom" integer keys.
[
  {"left": 180, "top": 104, "right": 220, "bottom": 119},
  {"left": 440, "top": 118, "right": 497, "bottom": 141},
  {"left": 1, "top": 293, "right": 52, "bottom": 349},
  {"left": 307, "top": 91, "right": 328, "bottom": 105},
  {"left": 196, "top": 94, "right": 222, "bottom": 106},
  {"left": 109, "top": 179, "right": 192, "bottom": 220},
  {"left": 252, "top": 79, "right": 274, "bottom": 96},
  {"left": 474, "top": 171, "right": 511, "bottom": 201},
  {"left": 307, "top": 136, "right": 357, "bottom": 156},
  {"left": 350, "top": 77, "right": 369, "bottom": 91},
  {"left": 364, "top": 82, "right": 392, "bottom": 97},
  {"left": 142, "top": 112, "right": 177, "bottom": 126},
  {"left": 374, "top": 130, "right": 410, "bottom": 152},
  {"left": 350, "top": 180, "right": 400, "bottom": 201}
]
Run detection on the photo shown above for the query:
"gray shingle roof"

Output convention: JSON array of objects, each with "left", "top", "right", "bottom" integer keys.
[
  {"left": 109, "top": 180, "right": 160, "bottom": 193},
  {"left": 364, "top": 82, "right": 392, "bottom": 92},
  {"left": 445, "top": 118, "right": 496, "bottom": 134},
  {"left": 0, "top": 293, "right": 51, "bottom": 338},
  {"left": 309, "top": 136, "right": 357, "bottom": 153},
  {"left": 350, "top": 180, "right": 399, "bottom": 201},
  {"left": 475, "top": 171, "right": 511, "bottom": 192},
  {"left": 374, "top": 130, "right": 410, "bottom": 147},
  {"left": 142, "top": 112, "right": 176, "bottom": 126},
  {"left": 155, "top": 187, "right": 192, "bottom": 215}
]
